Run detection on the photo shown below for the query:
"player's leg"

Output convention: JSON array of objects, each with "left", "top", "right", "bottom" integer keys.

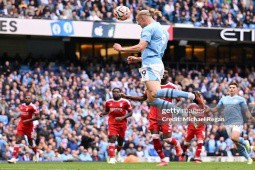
[
  {"left": 144, "top": 65, "right": 203, "bottom": 104},
  {"left": 115, "top": 125, "right": 126, "bottom": 162},
  {"left": 140, "top": 66, "right": 202, "bottom": 111},
  {"left": 150, "top": 129, "right": 168, "bottom": 166},
  {"left": 27, "top": 127, "right": 39, "bottom": 162},
  {"left": 8, "top": 133, "right": 23, "bottom": 163},
  {"left": 108, "top": 135, "right": 117, "bottom": 164},
  {"left": 108, "top": 125, "right": 119, "bottom": 164},
  {"left": 115, "top": 136, "right": 123, "bottom": 162},
  {"left": 145, "top": 81, "right": 184, "bottom": 114},
  {"left": 181, "top": 126, "right": 195, "bottom": 161},
  {"left": 28, "top": 138, "right": 39, "bottom": 162},
  {"left": 227, "top": 125, "right": 253, "bottom": 164},
  {"left": 181, "top": 140, "right": 191, "bottom": 161},
  {"left": 156, "top": 88, "right": 195, "bottom": 100},
  {"left": 193, "top": 128, "right": 205, "bottom": 164},
  {"left": 140, "top": 65, "right": 196, "bottom": 101},
  {"left": 162, "top": 125, "right": 183, "bottom": 157},
  {"left": 193, "top": 139, "right": 203, "bottom": 164},
  {"left": 116, "top": 137, "right": 124, "bottom": 154}
]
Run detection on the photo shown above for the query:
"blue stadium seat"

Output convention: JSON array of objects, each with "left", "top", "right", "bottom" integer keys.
[
  {"left": 194, "top": 22, "right": 202, "bottom": 27},
  {"left": 249, "top": 24, "right": 255, "bottom": 29},
  {"left": 243, "top": 24, "right": 248, "bottom": 28}
]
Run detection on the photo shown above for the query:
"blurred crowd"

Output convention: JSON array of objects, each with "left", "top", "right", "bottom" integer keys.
[
  {"left": 0, "top": 55, "right": 255, "bottom": 162},
  {"left": 0, "top": 0, "right": 255, "bottom": 28}
]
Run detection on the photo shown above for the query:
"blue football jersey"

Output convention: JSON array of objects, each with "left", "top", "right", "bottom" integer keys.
[{"left": 140, "top": 22, "right": 169, "bottom": 66}]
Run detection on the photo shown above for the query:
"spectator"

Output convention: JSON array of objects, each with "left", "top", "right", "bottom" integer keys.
[
  {"left": 126, "top": 143, "right": 137, "bottom": 156},
  {"left": 44, "top": 147, "right": 55, "bottom": 161},
  {"left": 0, "top": 111, "right": 8, "bottom": 125},
  {"left": 216, "top": 137, "right": 227, "bottom": 151},
  {"left": 79, "top": 150, "right": 92, "bottom": 161},
  {"left": 163, "top": 143, "right": 172, "bottom": 159},
  {"left": 205, "top": 134, "right": 217, "bottom": 156},
  {"left": 216, "top": 146, "right": 227, "bottom": 156},
  {"left": 52, "top": 150, "right": 62, "bottom": 161},
  {"left": 61, "top": 149, "right": 73, "bottom": 161},
  {"left": 91, "top": 150, "right": 100, "bottom": 161},
  {"left": 0, "top": 57, "right": 254, "bottom": 162},
  {"left": 136, "top": 146, "right": 144, "bottom": 158}
]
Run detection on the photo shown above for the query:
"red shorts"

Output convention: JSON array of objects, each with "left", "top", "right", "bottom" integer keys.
[
  {"left": 17, "top": 124, "right": 34, "bottom": 139},
  {"left": 185, "top": 124, "right": 205, "bottom": 141},
  {"left": 148, "top": 107, "right": 172, "bottom": 134},
  {"left": 148, "top": 118, "right": 172, "bottom": 134},
  {"left": 108, "top": 124, "right": 127, "bottom": 139}
]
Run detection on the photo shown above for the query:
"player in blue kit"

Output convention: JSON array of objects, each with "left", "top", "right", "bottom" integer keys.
[
  {"left": 208, "top": 82, "right": 255, "bottom": 164},
  {"left": 113, "top": 8, "right": 204, "bottom": 113}
]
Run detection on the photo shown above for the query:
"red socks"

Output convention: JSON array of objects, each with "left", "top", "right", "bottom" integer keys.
[
  {"left": 32, "top": 146, "right": 37, "bottom": 154},
  {"left": 108, "top": 143, "right": 115, "bottom": 158},
  {"left": 13, "top": 144, "right": 19, "bottom": 158},
  {"left": 195, "top": 143, "right": 203, "bottom": 158},
  {"left": 153, "top": 139, "right": 165, "bottom": 159}
]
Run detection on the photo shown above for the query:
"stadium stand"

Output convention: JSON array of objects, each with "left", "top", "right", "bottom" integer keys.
[{"left": 0, "top": 55, "right": 255, "bottom": 162}]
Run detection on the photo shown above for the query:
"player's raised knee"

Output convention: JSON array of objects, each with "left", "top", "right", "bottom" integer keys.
[{"left": 150, "top": 91, "right": 158, "bottom": 98}]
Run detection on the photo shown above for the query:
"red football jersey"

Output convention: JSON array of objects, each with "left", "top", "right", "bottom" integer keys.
[
  {"left": 18, "top": 103, "right": 39, "bottom": 127},
  {"left": 187, "top": 103, "right": 209, "bottom": 128},
  {"left": 105, "top": 99, "right": 132, "bottom": 125},
  {"left": 148, "top": 82, "right": 179, "bottom": 120}
]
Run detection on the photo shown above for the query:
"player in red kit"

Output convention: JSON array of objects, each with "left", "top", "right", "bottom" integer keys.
[
  {"left": 120, "top": 69, "right": 183, "bottom": 166},
  {"left": 8, "top": 93, "right": 40, "bottom": 164},
  {"left": 100, "top": 88, "right": 132, "bottom": 164},
  {"left": 181, "top": 91, "right": 208, "bottom": 164}
]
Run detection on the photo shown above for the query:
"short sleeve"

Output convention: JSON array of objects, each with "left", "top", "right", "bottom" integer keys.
[
  {"left": 240, "top": 98, "right": 248, "bottom": 110},
  {"left": 105, "top": 101, "right": 110, "bottom": 112},
  {"left": 125, "top": 101, "right": 132, "bottom": 112},
  {"left": 141, "top": 27, "right": 152, "bottom": 43},
  {"left": 31, "top": 104, "right": 39, "bottom": 115}
]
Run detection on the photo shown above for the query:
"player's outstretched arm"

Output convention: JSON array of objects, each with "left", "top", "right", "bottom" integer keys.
[
  {"left": 99, "top": 112, "right": 108, "bottom": 117},
  {"left": 120, "top": 93, "right": 147, "bottom": 101},
  {"left": 113, "top": 40, "right": 148, "bottom": 53},
  {"left": 127, "top": 56, "right": 142, "bottom": 64},
  {"left": 115, "top": 111, "right": 133, "bottom": 122},
  {"left": 23, "top": 115, "right": 40, "bottom": 124},
  {"left": 206, "top": 106, "right": 218, "bottom": 113}
]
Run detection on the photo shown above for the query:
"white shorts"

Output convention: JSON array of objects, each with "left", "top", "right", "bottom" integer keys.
[
  {"left": 139, "top": 63, "right": 164, "bottom": 82},
  {"left": 225, "top": 125, "right": 243, "bottom": 138}
]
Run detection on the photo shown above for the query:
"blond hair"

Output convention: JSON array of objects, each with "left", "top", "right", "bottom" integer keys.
[{"left": 138, "top": 8, "right": 162, "bottom": 18}]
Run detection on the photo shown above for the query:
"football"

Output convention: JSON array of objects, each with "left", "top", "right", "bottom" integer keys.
[{"left": 113, "top": 6, "right": 131, "bottom": 21}]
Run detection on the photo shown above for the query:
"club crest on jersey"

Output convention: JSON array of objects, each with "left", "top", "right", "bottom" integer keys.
[{"left": 120, "top": 103, "right": 123, "bottom": 107}]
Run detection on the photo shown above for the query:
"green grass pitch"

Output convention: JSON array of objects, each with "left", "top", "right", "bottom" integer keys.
[{"left": 0, "top": 162, "right": 254, "bottom": 170}]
